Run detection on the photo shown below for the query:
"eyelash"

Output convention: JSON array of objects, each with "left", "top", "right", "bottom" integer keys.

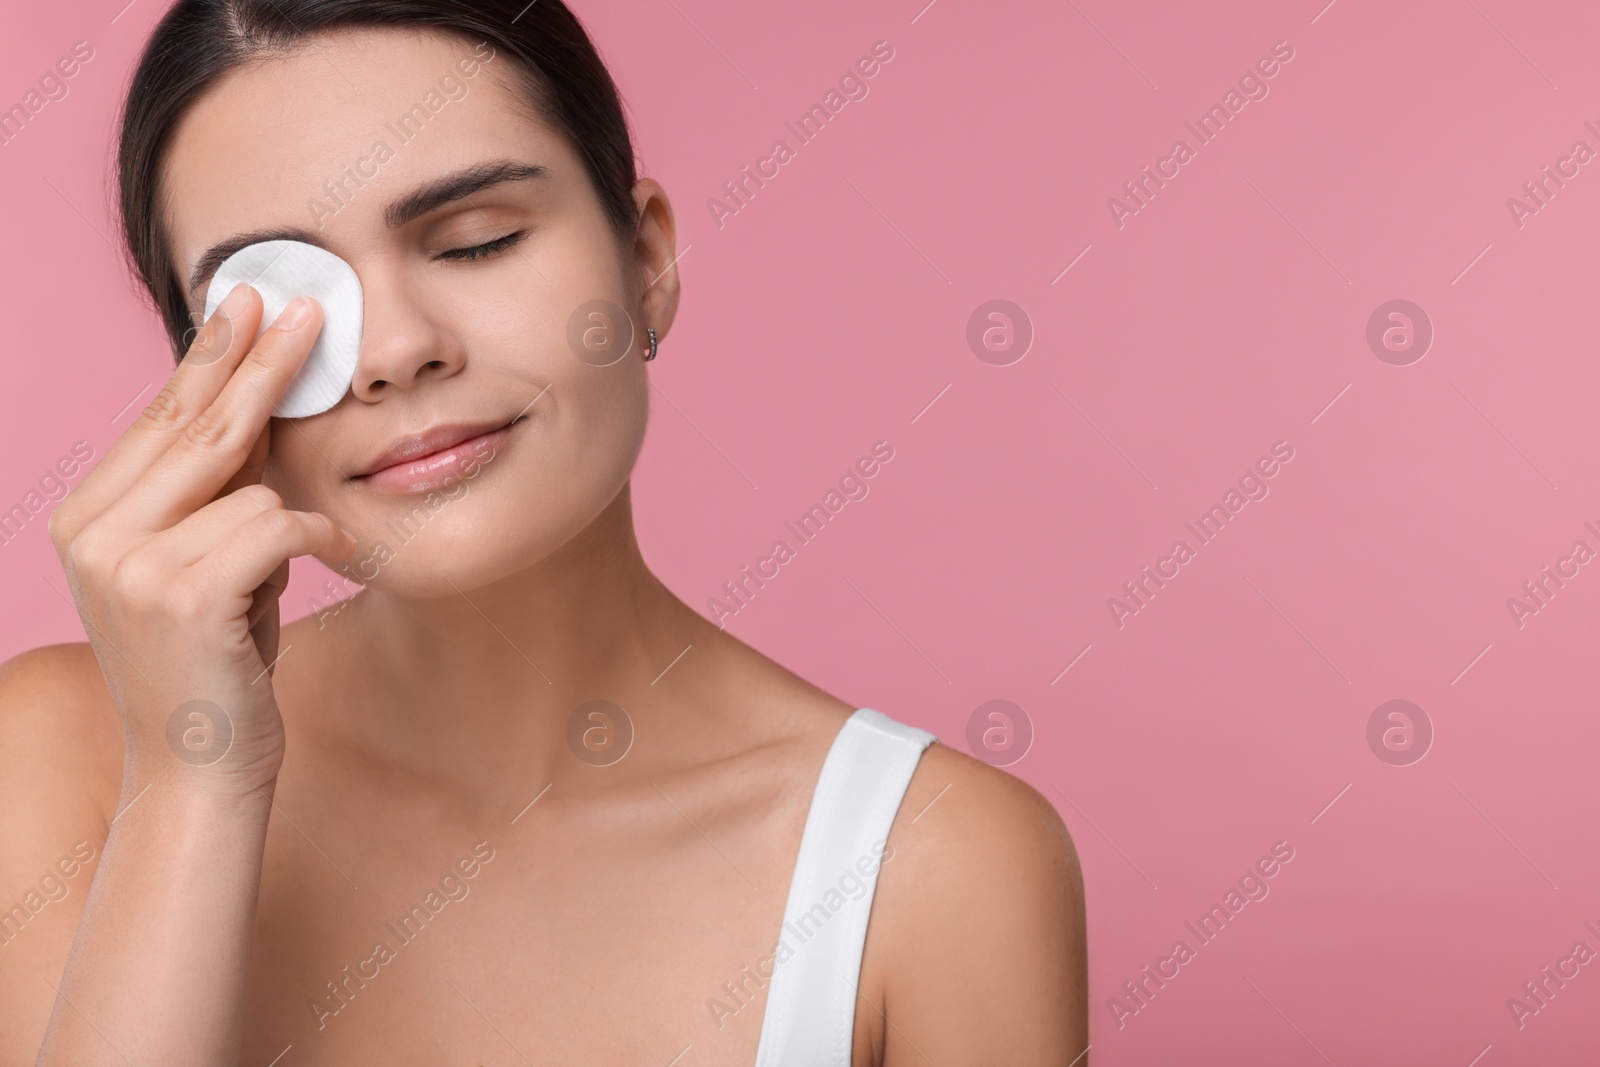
[{"left": 439, "top": 230, "right": 528, "bottom": 261}]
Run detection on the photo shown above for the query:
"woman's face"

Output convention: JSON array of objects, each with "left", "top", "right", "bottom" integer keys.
[{"left": 161, "top": 27, "right": 668, "bottom": 596}]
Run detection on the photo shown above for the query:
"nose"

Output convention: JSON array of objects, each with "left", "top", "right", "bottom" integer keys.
[{"left": 348, "top": 263, "right": 465, "bottom": 401}]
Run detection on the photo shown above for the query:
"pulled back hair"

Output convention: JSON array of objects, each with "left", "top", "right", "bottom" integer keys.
[{"left": 115, "top": 0, "right": 639, "bottom": 359}]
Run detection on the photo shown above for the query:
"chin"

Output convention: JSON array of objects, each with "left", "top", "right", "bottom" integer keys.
[
  {"left": 332, "top": 523, "right": 512, "bottom": 597},
  {"left": 330, "top": 502, "right": 597, "bottom": 601},
  {"left": 321, "top": 440, "right": 642, "bottom": 600}
]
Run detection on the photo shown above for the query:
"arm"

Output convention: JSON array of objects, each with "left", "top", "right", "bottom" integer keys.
[
  {"left": 31, "top": 749, "right": 277, "bottom": 1065},
  {"left": 0, "top": 644, "right": 279, "bottom": 1066},
  {"left": 0, "top": 645, "right": 120, "bottom": 1054},
  {"left": 16, "top": 286, "right": 355, "bottom": 1065}
]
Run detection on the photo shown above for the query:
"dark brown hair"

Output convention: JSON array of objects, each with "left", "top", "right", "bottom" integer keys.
[{"left": 116, "top": 0, "right": 639, "bottom": 358}]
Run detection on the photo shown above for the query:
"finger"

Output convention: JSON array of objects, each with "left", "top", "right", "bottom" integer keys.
[
  {"left": 192, "top": 506, "right": 355, "bottom": 602},
  {"left": 107, "top": 296, "right": 325, "bottom": 534},
  {"left": 53, "top": 284, "right": 264, "bottom": 541},
  {"left": 250, "top": 597, "right": 281, "bottom": 679},
  {"left": 247, "top": 558, "right": 291, "bottom": 630},
  {"left": 217, "top": 420, "right": 273, "bottom": 501},
  {"left": 150, "top": 484, "right": 285, "bottom": 569}
]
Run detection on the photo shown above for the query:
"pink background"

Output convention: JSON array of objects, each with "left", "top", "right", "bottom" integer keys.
[{"left": 4, "top": 0, "right": 1599, "bottom": 1061}]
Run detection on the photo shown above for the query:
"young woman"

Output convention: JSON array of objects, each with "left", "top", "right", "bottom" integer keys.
[{"left": 0, "top": 1, "right": 1087, "bottom": 1062}]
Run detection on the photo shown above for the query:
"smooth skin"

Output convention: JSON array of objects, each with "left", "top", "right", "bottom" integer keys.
[{"left": 0, "top": 26, "right": 1087, "bottom": 1066}]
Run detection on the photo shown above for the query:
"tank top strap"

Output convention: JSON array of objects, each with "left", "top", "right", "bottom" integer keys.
[{"left": 753, "top": 707, "right": 939, "bottom": 1067}]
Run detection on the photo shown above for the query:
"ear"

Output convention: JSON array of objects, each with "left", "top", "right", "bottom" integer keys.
[{"left": 630, "top": 178, "right": 680, "bottom": 345}]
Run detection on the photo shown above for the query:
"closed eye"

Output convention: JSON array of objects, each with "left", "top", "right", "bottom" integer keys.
[{"left": 438, "top": 230, "right": 528, "bottom": 261}]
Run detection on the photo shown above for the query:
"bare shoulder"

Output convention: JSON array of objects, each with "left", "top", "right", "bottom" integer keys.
[
  {"left": 0, "top": 640, "right": 123, "bottom": 870},
  {"left": 860, "top": 740, "right": 1089, "bottom": 1066},
  {"left": 0, "top": 643, "right": 123, "bottom": 1052},
  {"left": 886, "top": 743, "right": 1085, "bottom": 942},
  {"left": 692, "top": 619, "right": 861, "bottom": 751},
  {"left": 0, "top": 642, "right": 123, "bottom": 817}
]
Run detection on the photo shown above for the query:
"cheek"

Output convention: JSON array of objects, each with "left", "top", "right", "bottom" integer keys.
[
  {"left": 545, "top": 362, "right": 650, "bottom": 494},
  {"left": 261, "top": 433, "right": 332, "bottom": 513}
]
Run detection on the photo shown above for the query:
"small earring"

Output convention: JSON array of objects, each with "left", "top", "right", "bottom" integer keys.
[{"left": 644, "top": 326, "right": 659, "bottom": 361}]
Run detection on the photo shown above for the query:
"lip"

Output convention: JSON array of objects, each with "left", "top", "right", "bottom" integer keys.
[{"left": 351, "top": 415, "right": 525, "bottom": 494}]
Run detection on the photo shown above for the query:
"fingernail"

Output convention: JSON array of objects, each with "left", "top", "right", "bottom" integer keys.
[
  {"left": 218, "top": 282, "right": 251, "bottom": 319},
  {"left": 276, "top": 297, "right": 312, "bottom": 330}
]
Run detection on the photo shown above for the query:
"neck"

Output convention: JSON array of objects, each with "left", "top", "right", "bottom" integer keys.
[{"left": 301, "top": 482, "right": 719, "bottom": 800}]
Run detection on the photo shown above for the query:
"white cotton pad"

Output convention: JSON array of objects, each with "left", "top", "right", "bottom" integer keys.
[{"left": 202, "top": 240, "right": 364, "bottom": 419}]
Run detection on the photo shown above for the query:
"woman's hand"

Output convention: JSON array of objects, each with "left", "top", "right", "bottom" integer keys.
[
  {"left": 47, "top": 283, "right": 355, "bottom": 796},
  {"left": 27, "top": 283, "right": 358, "bottom": 1066}
]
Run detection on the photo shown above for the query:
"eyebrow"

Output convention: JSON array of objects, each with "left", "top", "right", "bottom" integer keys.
[{"left": 186, "top": 159, "right": 550, "bottom": 296}]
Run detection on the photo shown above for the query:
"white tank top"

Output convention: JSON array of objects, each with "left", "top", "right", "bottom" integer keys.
[{"left": 751, "top": 707, "right": 939, "bottom": 1066}]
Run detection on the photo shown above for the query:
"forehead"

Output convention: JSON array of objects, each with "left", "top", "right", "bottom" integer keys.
[{"left": 161, "top": 27, "right": 562, "bottom": 286}]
